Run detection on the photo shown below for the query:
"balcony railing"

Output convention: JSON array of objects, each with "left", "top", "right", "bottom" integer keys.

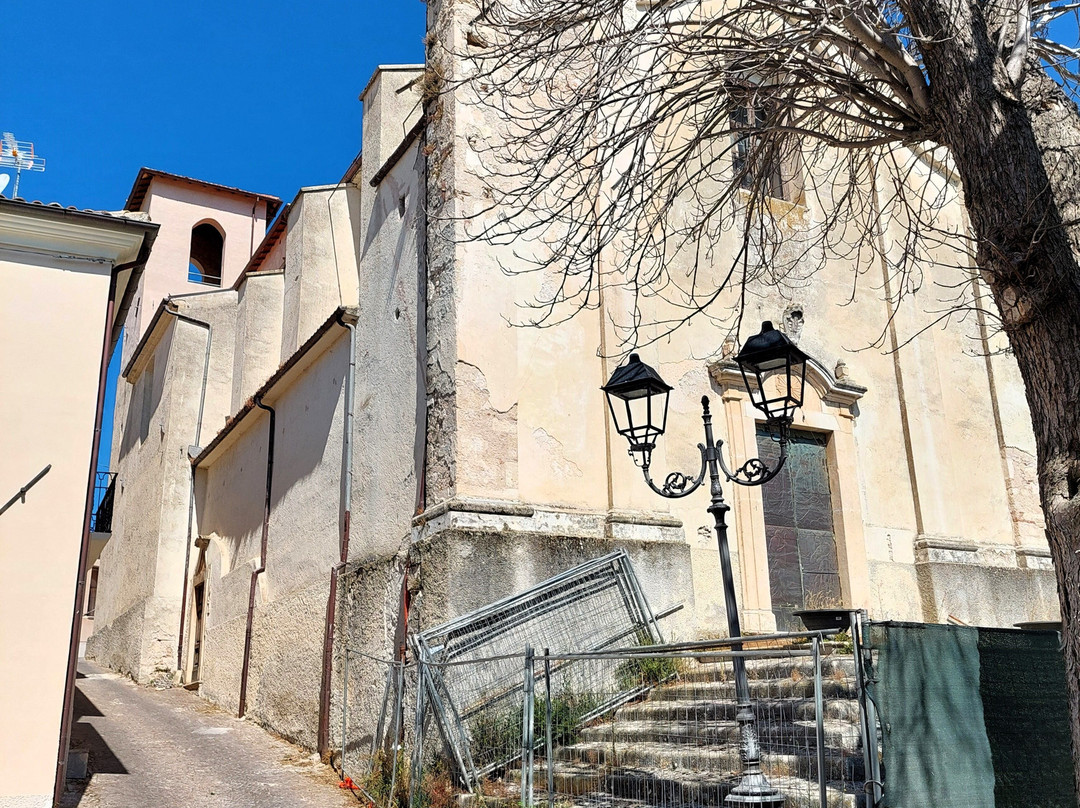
[{"left": 91, "top": 472, "right": 116, "bottom": 533}]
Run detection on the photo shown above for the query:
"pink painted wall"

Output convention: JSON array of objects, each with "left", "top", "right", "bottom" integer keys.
[{"left": 122, "top": 177, "right": 270, "bottom": 367}]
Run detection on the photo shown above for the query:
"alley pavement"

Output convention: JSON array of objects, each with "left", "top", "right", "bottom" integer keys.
[{"left": 62, "top": 659, "right": 357, "bottom": 808}]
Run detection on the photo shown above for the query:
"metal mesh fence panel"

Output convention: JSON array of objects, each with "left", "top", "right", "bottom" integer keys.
[
  {"left": 340, "top": 650, "right": 420, "bottom": 807},
  {"left": 408, "top": 635, "right": 863, "bottom": 808},
  {"left": 412, "top": 551, "right": 668, "bottom": 788}
]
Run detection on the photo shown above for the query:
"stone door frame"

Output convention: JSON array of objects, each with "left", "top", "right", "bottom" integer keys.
[{"left": 708, "top": 357, "right": 869, "bottom": 632}]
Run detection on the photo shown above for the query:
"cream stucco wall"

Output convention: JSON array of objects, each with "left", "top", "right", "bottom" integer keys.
[
  {"left": 0, "top": 203, "right": 151, "bottom": 807},
  {"left": 422, "top": 0, "right": 1057, "bottom": 637},
  {"left": 0, "top": 254, "right": 109, "bottom": 807}
]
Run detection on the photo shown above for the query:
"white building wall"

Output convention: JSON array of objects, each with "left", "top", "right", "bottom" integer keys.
[
  {"left": 231, "top": 269, "right": 285, "bottom": 414},
  {"left": 89, "top": 290, "right": 238, "bottom": 681},
  {"left": 280, "top": 187, "right": 362, "bottom": 359},
  {"left": 196, "top": 335, "right": 348, "bottom": 746}
]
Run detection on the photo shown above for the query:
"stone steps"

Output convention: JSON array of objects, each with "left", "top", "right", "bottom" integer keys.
[
  {"left": 649, "top": 679, "right": 855, "bottom": 702},
  {"left": 552, "top": 740, "right": 863, "bottom": 781},
  {"left": 577, "top": 719, "right": 861, "bottom": 754},
  {"left": 484, "top": 652, "right": 865, "bottom": 808},
  {"left": 680, "top": 656, "right": 856, "bottom": 684},
  {"left": 615, "top": 698, "right": 861, "bottom": 723},
  {"left": 514, "top": 762, "right": 858, "bottom": 808}
]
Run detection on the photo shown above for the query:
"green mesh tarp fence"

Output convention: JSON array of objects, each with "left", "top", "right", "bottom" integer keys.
[{"left": 869, "top": 622, "right": 1074, "bottom": 808}]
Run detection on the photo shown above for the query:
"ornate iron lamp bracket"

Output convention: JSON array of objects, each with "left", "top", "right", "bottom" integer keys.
[
  {"left": 641, "top": 444, "right": 709, "bottom": 498},
  {"left": 715, "top": 430, "right": 789, "bottom": 487},
  {"left": 639, "top": 405, "right": 790, "bottom": 497}
]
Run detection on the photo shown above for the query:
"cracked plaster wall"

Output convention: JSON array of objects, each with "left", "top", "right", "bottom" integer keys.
[
  {"left": 89, "top": 291, "right": 238, "bottom": 682},
  {"left": 194, "top": 336, "right": 347, "bottom": 740},
  {"left": 422, "top": 0, "right": 1057, "bottom": 633}
]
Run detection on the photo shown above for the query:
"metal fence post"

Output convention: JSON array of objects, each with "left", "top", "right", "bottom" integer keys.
[
  {"left": 410, "top": 658, "right": 427, "bottom": 808},
  {"left": 851, "top": 610, "right": 882, "bottom": 806},
  {"left": 813, "top": 635, "right": 827, "bottom": 808},
  {"left": 522, "top": 646, "right": 535, "bottom": 808},
  {"left": 386, "top": 661, "right": 405, "bottom": 807},
  {"left": 342, "top": 648, "right": 349, "bottom": 781},
  {"left": 544, "top": 648, "right": 553, "bottom": 808}
]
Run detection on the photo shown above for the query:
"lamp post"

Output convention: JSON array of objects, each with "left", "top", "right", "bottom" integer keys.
[{"left": 601, "top": 321, "right": 810, "bottom": 808}]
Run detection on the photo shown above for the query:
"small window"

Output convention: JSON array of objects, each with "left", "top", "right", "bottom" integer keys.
[
  {"left": 731, "top": 93, "right": 802, "bottom": 203},
  {"left": 188, "top": 222, "right": 225, "bottom": 286}
]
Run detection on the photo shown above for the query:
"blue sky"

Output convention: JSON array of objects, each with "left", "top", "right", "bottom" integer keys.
[{"left": 0, "top": 1, "right": 426, "bottom": 469}]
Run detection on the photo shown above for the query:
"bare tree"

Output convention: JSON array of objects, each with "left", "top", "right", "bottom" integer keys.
[{"left": 425, "top": 0, "right": 1080, "bottom": 779}]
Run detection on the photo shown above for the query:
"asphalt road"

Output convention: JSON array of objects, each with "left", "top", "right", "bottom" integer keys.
[{"left": 61, "top": 659, "right": 358, "bottom": 808}]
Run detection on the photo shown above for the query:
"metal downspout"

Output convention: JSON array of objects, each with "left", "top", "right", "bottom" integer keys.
[
  {"left": 239, "top": 394, "right": 275, "bottom": 718},
  {"left": 163, "top": 304, "right": 212, "bottom": 675},
  {"left": 54, "top": 270, "right": 118, "bottom": 804},
  {"left": 318, "top": 315, "right": 356, "bottom": 757}
]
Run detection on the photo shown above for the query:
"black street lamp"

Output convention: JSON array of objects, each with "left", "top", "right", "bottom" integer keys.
[{"left": 602, "top": 322, "right": 811, "bottom": 808}]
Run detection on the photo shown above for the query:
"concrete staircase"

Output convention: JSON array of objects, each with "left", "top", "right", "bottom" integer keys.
[{"left": 520, "top": 653, "right": 865, "bottom": 808}]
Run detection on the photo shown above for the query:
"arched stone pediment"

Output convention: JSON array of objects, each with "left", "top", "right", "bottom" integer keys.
[{"left": 706, "top": 357, "right": 867, "bottom": 409}]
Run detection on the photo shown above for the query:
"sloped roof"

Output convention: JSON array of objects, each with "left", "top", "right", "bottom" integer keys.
[
  {"left": 124, "top": 168, "right": 282, "bottom": 219},
  {"left": 0, "top": 195, "right": 152, "bottom": 223}
]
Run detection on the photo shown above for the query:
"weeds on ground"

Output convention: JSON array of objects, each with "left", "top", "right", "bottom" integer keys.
[
  {"left": 359, "top": 751, "right": 466, "bottom": 808},
  {"left": 615, "top": 632, "right": 682, "bottom": 690},
  {"left": 358, "top": 749, "right": 411, "bottom": 808},
  {"left": 469, "top": 708, "right": 522, "bottom": 763},
  {"left": 470, "top": 690, "right": 604, "bottom": 758},
  {"left": 416, "top": 761, "right": 456, "bottom": 808},
  {"left": 544, "top": 692, "right": 603, "bottom": 745}
]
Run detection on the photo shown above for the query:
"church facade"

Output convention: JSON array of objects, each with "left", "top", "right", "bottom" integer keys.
[{"left": 88, "top": 1, "right": 1058, "bottom": 756}]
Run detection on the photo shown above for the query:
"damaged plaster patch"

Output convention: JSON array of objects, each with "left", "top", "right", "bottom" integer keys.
[
  {"left": 456, "top": 361, "right": 518, "bottom": 493},
  {"left": 532, "top": 428, "right": 583, "bottom": 479},
  {"left": 1005, "top": 445, "right": 1045, "bottom": 543}
]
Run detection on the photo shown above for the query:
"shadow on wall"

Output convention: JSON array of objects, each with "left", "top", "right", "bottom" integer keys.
[
  {"left": 204, "top": 339, "right": 348, "bottom": 567},
  {"left": 118, "top": 329, "right": 171, "bottom": 463}
]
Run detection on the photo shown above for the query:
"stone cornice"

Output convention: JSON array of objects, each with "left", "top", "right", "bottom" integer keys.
[{"left": 707, "top": 357, "right": 867, "bottom": 407}]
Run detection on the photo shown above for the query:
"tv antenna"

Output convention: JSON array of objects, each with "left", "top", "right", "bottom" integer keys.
[{"left": 0, "top": 132, "right": 46, "bottom": 198}]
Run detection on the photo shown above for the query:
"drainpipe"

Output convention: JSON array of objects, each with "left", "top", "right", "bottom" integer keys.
[
  {"left": 317, "top": 313, "right": 356, "bottom": 757},
  {"left": 163, "top": 304, "right": 212, "bottom": 675},
  {"left": 250, "top": 198, "right": 258, "bottom": 259},
  {"left": 53, "top": 270, "right": 118, "bottom": 805},
  {"left": 239, "top": 394, "right": 275, "bottom": 718}
]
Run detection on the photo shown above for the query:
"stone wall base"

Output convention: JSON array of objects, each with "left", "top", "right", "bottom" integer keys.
[
  {"left": 406, "top": 523, "right": 696, "bottom": 644},
  {"left": 915, "top": 559, "right": 1059, "bottom": 627},
  {"left": 85, "top": 595, "right": 178, "bottom": 684}
]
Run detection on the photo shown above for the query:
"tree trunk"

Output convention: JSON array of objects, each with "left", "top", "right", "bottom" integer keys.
[{"left": 910, "top": 0, "right": 1080, "bottom": 789}]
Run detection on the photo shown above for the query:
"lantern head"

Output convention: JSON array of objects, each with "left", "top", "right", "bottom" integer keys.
[
  {"left": 602, "top": 353, "right": 673, "bottom": 463},
  {"left": 735, "top": 321, "right": 809, "bottom": 424}
]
